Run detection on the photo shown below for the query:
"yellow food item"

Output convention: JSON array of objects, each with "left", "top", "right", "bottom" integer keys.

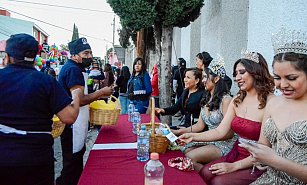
[
  {"left": 90, "top": 100, "right": 116, "bottom": 110},
  {"left": 52, "top": 115, "right": 60, "bottom": 122}
]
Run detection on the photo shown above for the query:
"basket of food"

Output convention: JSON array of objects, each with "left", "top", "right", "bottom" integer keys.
[
  {"left": 148, "top": 97, "right": 170, "bottom": 154},
  {"left": 51, "top": 115, "right": 65, "bottom": 138},
  {"left": 89, "top": 95, "right": 121, "bottom": 126}
]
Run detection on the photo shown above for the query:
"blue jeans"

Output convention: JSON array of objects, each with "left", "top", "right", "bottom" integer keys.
[
  {"left": 119, "top": 95, "right": 129, "bottom": 114},
  {"left": 131, "top": 100, "right": 149, "bottom": 114}
]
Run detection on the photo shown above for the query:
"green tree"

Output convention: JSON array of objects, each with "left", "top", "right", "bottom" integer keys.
[
  {"left": 71, "top": 23, "right": 79, "bottom": 41},
  {"left": 108, "top": 0, "right": 203, "bottom": 124}
]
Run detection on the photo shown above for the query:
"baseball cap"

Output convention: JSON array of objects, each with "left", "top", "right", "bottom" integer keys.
[{"left": 5, "top": 33, "right": 38, "bottom": 62}]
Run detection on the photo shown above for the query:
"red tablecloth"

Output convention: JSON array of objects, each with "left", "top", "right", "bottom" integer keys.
[{"left": 78, "top": 114, "right": 205, "bottom": 185}]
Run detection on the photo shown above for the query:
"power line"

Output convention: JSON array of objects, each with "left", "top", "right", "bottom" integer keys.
[
  {"left": 0, "top": 6, "right": 113, "bottom": 43},
  {"left": 7, "top": 0, "right": 114, "bottom": 13}
]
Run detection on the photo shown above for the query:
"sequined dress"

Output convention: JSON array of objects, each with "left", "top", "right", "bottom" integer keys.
[
  {"left": 251, "top": 118, "right": 307, "bottom": 185},
  {"left": 181, "top": 95, "right": 236, "bottom": 155}
]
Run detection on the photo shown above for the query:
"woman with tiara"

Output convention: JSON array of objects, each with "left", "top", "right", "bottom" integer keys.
[
  {"left": 241, "top": 28, "right": 307, "bottom": 184},
  {"left": 179, "top": 50, "right": 275, "bottom": 185},
  {"left": 173, "top": 56, "right": 236, "bottom": 172}
]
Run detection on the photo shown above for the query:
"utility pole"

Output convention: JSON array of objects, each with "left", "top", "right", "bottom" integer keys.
[{"left": 111, "top": 15, "right": 115, "bottom": 66}]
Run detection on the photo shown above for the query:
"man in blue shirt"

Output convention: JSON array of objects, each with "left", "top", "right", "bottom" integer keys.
[
  {"left": 56, "top": 37, "right": 113, "bottom": 185},
  {"left": 0, "top": 33, "right": 81, "bottom": 185}
]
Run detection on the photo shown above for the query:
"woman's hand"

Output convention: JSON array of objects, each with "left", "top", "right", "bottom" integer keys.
[
  {"left": 209, "top": 162, "right": 238, "bottom": 175},
  {"left": 155, "top": 108, "right": 165, "bottom": 114},
  {"left": 171, "top": 128, "right": 181, "bottom": 136},
  {"left": 178, "top": 133, "right": 194, "bottom": 145},
  {"left": 239, "top": 142, "right": 277, "bottom": 166}
]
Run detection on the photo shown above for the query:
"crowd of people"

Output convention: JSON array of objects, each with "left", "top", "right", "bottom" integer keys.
[{"left": 0, "top": 25, "right": 306, "bottom": 185}]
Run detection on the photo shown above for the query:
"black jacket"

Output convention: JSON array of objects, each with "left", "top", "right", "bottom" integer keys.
[{"left": 162, "top": 88, "right": 205, "bottom": 127}]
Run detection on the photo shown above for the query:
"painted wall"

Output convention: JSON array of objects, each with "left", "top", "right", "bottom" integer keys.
[
  {"left": 200, "top": 0, "right": 249, "bottom": 93},
  {"left": 247, "top": 0, "right": 307, "bottom": 70},
  {"left": 172, "top": 0, "right": 307, "bottom": 94},
  {"left": 0, "top": 15, "right": 34, "bottom": 40}
]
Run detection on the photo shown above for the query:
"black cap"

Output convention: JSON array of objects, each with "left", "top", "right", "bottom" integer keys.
[
  {"left": 68, "top": 37, "right": 91, "bottom": 55},
  {"left": 5, "top": 33, "right": 38, "bottom": 62}
]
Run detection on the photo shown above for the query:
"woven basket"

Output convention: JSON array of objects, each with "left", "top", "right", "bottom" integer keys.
[
  {"left": 149, "top": 134, "right": 169, "bottom": 154},
  {"left": 148, "top": 97, "right": 169, "bottom": 154},
  {"left": 89, "top": 96, "right": 121, "bottom": 126},
  {"left": 51, "top": 116, "right": 65, "bottom": 138}
]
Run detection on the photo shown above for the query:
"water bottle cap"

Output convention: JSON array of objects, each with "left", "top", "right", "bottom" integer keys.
[
  {"left": 141, "top": 125, "right": 146, "bottom": 130},
  {"left": 150, "top": 152, "right": 159, "bottom": 160},
  {"left": 163, "top": 129, "right": 170, "bottom": 135}
]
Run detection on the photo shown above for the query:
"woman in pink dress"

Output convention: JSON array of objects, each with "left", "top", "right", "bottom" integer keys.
[{"left": 179, "top": 51, "right": 275, "bottom": 185}]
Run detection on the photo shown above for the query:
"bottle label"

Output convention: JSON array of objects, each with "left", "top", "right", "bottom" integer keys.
[
  {"left": 145, "top": 177, "right": 163, "bottom": 185},
  {"left": 165, "top": 131, "right": 178, "bottom": 143}
]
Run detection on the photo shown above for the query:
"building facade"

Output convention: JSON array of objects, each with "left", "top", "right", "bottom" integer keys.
[{"left": 172, "top": 0, "right": 307, "bottom": 93}]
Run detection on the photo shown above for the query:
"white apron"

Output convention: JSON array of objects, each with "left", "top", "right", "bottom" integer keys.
[{"left": 72, "top": 72, "right": 89, "bottom": 153}]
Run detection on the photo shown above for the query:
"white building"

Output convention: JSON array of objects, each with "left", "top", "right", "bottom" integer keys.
[
  {"left": 172, "top": 0, "right": 307, "bottom": 93},
  {"left": 0, "top": 10, "right": 48, "bottom": 44}
]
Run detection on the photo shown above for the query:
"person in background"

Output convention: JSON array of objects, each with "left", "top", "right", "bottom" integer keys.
[
  {"left": 0, "top": 40, "right": 6, "bottom": 69},
  {"left": 156, "top": 68, "right": 205, "bottom": 127},
  {"left": 171, "top": 63, "right": 179, "bottom": 105},
  {"left": 113, "top": 67, "right": 121, "bottom": 98},
  {"left": 57, "top": 37, "right": 113, "bottom": 185},
  {"left": 179, "top": 51, "right": 275, "bottom": 185},
  {"left": 173, "top": 58, "right": 187, "bottom": 119},
  {"left": 0, "top": 33, "right": 81, "bottom": 185},
  {"left": 41, "top": 60, "right": 56, "bottom": 78},
  {"left": 241, "top": 28, "right": 307, "bottom": 184},
  {"left": 116, "top": 66, "right": 131, "bottom": 114},
  {"left": 173, "top": 56, "right": 235, "bottom": 172},
  {"left": 101, "top": 63, "right": 115, "bottom": 88},
  {"left": 196, "top": 51, "right": 213, "bottom": 71},
  {"left": 151, "top": 64, "right": 159, "bottom": 108},
  {"left": 88, "top": 62, "right": 105, "bottom": 94},
  {"left": 127, "top": 57, "right": 152, "bottom": 114},
  {"left": 196, "top": 51, "right": 232, "bottom": 92},
  {"left": 42, "top": 38, "right": 49, "bottom": 54}
]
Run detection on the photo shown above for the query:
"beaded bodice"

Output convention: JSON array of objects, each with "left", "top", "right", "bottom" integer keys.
[
  {"left": 201, "top": 95, "right": 231, "bottom": 130},
  {"left": 252, "top": 118, "right": 307, "bottom": 185}
]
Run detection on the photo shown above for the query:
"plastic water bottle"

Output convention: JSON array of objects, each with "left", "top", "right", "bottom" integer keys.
[
  {"left": 137, "top": 125, "right": 149, "bottom": 161},
  {"left": 128, "top": 103, "right": 135, "bottom": 122},
  {"left": 132, "top": 111, "right": 141, "bottom": 134},
  {"left": 144, "top": 153, "right": 165, "bottom": 185}
]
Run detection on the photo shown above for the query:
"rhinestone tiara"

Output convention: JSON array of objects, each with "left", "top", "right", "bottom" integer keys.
[
  {"left": 208, "top": 54, "right": 226, "bottom": 79},
  {"left": 241, "top": 49, "right": 259, "bottom": 63},
  {"left": 272, "top": 27, "right": 307, "bottom": 55}
]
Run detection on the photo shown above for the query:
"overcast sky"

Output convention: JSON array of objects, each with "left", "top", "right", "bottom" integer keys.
[{"left": 2, "top": 0, "right": 121, "bottom": 58}]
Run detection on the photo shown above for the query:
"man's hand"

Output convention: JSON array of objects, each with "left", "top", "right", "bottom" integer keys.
[
  {"left": 71, "top": 88, "right": 82, "bottom": 99},
  {"left": 99, "top": 86, "right": 113, "bottom": 97}
]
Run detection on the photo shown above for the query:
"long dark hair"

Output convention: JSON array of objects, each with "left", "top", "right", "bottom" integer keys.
[
  {"left": 273, "top": 52, "right": 307, "bottom": 75},
  {"left": 104, "top": 63, "right": 114, "bottom": 86},
  {"left": 120, "top": 66, "right": 131, "bottom": 80},
  {"left": 232, "top": 52, "right": 274, "bottom": 109},
  {"left": 201, "top": 68, "right": 230, "bottom": 111},
  {"left": 132, "top": 57, "right": 147, "bottom": 76}
]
